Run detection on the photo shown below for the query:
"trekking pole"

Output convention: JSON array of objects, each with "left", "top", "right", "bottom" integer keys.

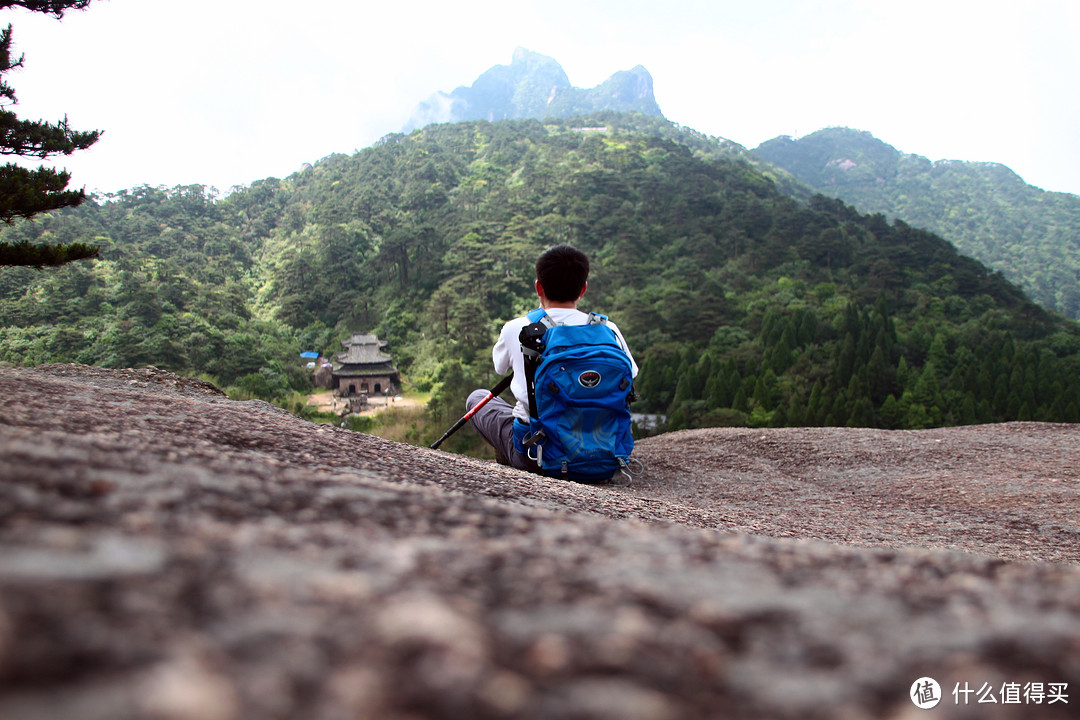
[{"left": 429, "top": 373, "right": 514, "bottom": 450}]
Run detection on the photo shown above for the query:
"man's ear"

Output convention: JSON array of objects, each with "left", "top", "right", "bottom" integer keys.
[
  {"left": 578, "top": 281, "right": 588, "bottom": 299},
  {"left": 535, "top": 279, "right": 546, "bottom": 300}
]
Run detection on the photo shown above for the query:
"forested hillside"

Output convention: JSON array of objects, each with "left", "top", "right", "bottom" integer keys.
[
  {"left": 0, "top": 183, "right": 309, "bottom": 402},
  {"left": 2, "top": 113, "right": 1079, "bottom": 444},
  {"left": 755, "top": 127, "right": 1080, "bottom": 320}
]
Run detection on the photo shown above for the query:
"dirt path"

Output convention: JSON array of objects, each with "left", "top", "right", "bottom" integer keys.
[{"left": 305, "top": 390, "right": 424, "bottom": 417}]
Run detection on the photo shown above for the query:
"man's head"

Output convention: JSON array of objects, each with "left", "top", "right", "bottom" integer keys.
[{"left": 535, "top": 244, "right": 589, "bottom": 304}]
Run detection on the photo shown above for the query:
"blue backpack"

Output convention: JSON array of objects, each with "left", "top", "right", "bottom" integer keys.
[{"left": 512, "top": 308, "right": 635, "bottom": 483}]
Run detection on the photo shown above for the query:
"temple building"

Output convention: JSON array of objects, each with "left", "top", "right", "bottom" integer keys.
[{"left": 331, "top": 333, "right": 399, "bottom": 397}]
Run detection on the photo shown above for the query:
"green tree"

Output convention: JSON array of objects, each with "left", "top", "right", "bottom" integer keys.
[
  {"left": 0, "top": 1, "right": 101, "bottom": 266},
  {"left": 879, "top": 394, "right": 902, "bottom": 429}
]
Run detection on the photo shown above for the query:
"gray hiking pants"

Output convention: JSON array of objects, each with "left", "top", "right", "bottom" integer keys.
[{"left": 466, "top": 389, "right": 541, "bottom": 473}]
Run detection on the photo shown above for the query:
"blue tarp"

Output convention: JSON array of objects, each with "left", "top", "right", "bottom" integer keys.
[{"left": 299, "top": 351, "right": 320, "bottom": 359}]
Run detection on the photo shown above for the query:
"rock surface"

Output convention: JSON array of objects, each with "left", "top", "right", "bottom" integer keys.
[{"left": 1, "top": 364, "right": 1078, "bottom": 719}]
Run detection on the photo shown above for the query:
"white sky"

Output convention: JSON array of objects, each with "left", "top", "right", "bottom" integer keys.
[{"left": 7, "top": 0, "right": 1080, "bottom": 196}]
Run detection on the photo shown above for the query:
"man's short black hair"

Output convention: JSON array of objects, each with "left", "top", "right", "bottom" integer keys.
[{"left": 536, "top": 244, "right": 589, "bottom": 302}]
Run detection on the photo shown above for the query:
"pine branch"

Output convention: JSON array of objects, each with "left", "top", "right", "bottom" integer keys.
[
  {"left": 0, "top": 2, "right": 94, "bottom": 18},
  {"left": 0, "top": 109, "right": 101, "bottom": 157},
  {"left": 0, "top": 162, "right": 87, "bottom": 221},
  {"left": 0, "top": 25, "right": 23, "bottom": 103}
]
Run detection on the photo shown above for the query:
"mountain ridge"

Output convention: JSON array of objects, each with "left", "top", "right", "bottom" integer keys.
[
  {"left": 754, "top": 127, "right": 1080, "bottom": 319},
  {"left": 401, "top": 51, "right": 1080, "bottom": 322}
]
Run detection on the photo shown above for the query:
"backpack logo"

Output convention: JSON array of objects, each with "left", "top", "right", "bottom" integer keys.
[{"left": 578, "top": 370, "right": 602, "bottom": 388}]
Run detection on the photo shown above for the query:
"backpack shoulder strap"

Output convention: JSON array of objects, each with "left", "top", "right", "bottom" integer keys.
[
  {"left": 519, "top": 309, "right": 557, "bottom": 420},
  {"left": 526, "top": 307, "right": 550, "bottom": 324}
]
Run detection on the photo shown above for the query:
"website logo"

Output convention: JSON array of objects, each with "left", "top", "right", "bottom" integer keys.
[{"left": 911, "top": 677, "right": 942, "bottom": 709}]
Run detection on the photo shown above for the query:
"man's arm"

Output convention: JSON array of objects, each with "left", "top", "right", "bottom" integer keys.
[
  {"left": 492, "top": 320, "right": 515, "bottom": 375},
  {"left": 609, "top": 322, "right": 639, "bottom": 378}
]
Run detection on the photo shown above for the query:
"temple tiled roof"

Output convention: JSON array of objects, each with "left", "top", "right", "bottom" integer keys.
[{"left": 336, "top": 334, "right": 394, "bottom": 365}]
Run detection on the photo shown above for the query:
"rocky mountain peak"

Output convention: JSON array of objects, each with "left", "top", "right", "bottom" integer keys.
[{"left": 403, "top": 48, "right": 663, "bottom": 132}]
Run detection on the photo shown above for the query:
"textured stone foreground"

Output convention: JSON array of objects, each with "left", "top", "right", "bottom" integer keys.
[{"left": 1, "top": 364, "right": 1079, "bottom": 720}]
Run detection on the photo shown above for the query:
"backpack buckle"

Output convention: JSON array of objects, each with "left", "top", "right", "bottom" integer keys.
[
  {"left": 522, "top": 428, "right": 546, "bottom": 447},
  {"left": 523, "top": 428, "right": 546, "bottom": 466}
]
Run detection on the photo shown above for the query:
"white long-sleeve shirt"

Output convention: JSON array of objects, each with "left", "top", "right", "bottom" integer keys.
[{"left": 492, "top": 307, "right": 639, "bottom": 422}]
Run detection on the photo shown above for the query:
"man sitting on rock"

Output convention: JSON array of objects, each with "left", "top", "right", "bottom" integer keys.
[{"left": 466, "top": 244, "right": 638, "bottom": 476}]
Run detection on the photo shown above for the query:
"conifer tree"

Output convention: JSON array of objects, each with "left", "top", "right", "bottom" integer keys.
[
  {"left": 0, "top": 1, "right": 101, "bottom": 267},
  {"left": 957, "top": 395, "right": 976, "bottom": 425},
  {"left": 879, "top": 394, "right": 902, "bottom": 429}
]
